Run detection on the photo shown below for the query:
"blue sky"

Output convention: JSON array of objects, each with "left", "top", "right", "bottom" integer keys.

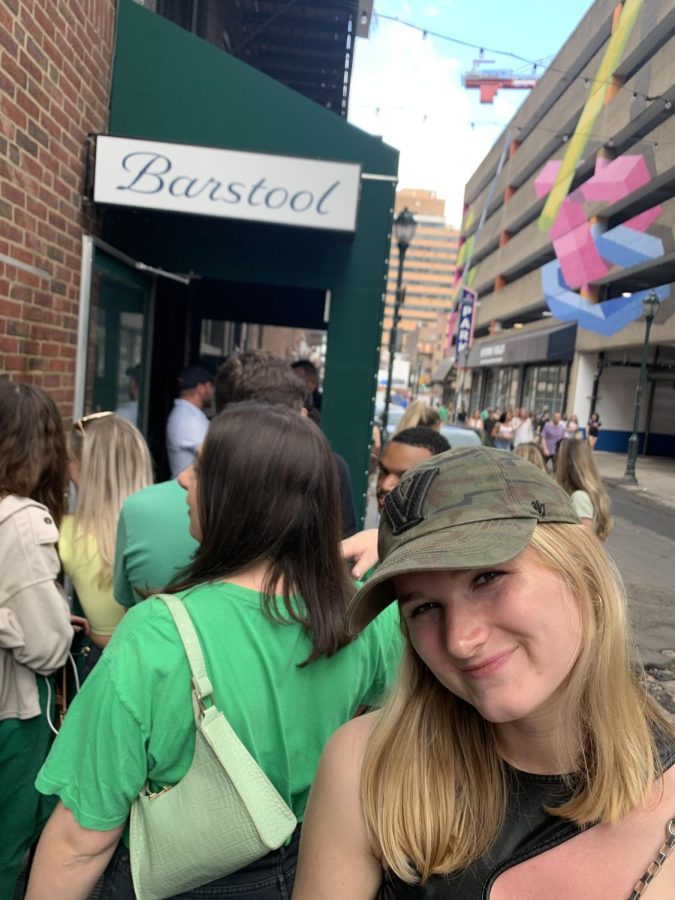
[{"left": 349, "top": 0, "right": 596, "bottom": 225}]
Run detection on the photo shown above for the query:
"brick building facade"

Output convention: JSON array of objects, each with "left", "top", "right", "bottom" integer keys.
[{"left": 0, "top": 0, "right": 116, "bottom": 407}]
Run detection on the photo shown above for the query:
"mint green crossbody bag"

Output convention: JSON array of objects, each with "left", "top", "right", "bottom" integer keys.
[{"left": 129, "top": 595, "right": 297, "bottom": 900}]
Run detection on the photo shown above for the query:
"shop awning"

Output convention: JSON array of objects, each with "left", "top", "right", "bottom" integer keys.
[
  {"left": 430, "top": 357, "right": 455, "bottom": 383},
  {"left": 466, "top": 323, "right": 577, "bottom": 368}
]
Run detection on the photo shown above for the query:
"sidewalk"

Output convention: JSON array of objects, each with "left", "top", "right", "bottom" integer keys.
[{"left": 592, "top": 451, "right": 675, "bottom": 512}]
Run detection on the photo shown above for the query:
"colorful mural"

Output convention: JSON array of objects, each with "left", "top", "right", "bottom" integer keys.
[
  {"left": 538, "top": 0, "right": 645, "bottom": 232},
  {"left": 536, "top": 154, "right": 670, "bottom": 336}
]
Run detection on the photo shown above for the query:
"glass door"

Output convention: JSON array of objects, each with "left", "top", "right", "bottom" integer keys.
[{"left": 75, "top": 238, "right": 154, "bottom": 433}]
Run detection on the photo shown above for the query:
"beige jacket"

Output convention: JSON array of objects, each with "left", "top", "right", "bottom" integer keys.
[{"left": 0, "top": 495, "right": 72, "bottom": 720}]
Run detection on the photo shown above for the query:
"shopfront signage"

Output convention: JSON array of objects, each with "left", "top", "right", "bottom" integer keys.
[
  {"left": 466, "top": 323, "right": 577, "bottom": 369},
  {"left": 479, "top": 342, "right": 506, "bottom": 363},
  {"left": 93, "top": 136, "right": 361, "bottom": 232},
  {"left": 454, "top": 287, "right": 477, "bottom": 364}
]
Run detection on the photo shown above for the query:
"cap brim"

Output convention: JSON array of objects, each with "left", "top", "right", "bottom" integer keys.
[{"left": 346, "top": 517, "right": 537, "bottom": 635}]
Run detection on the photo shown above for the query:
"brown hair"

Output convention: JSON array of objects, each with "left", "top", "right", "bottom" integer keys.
[
  {"left": 214, "top": 350, "right": 306, "bottom": 414},
  {"left": 555, "top": 438, "right": 613, "bottom": 540},
  {"left": 167, "top": 403, "right": 354, "bottom": 665},
  {"left": 0, "top": 381, "right": 67, "bottom": 526}
]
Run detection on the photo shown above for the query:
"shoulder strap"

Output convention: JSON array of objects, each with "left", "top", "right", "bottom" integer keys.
[{"left": 156, "top": 594, "right": 214, "bottom": 707}]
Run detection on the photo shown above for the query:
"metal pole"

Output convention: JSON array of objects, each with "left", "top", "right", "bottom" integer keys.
[
  {"left": 382, "top": 242, "right": 407, "bottom": 433},
  {"left": 623, "top": 311, "right": 654, "bottom": 484}
]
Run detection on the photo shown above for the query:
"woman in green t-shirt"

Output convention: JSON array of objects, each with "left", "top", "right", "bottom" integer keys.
[{"left": 27, "top": 403, "right": 401, "bottom": 899}]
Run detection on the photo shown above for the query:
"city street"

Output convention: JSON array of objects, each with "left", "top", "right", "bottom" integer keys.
[{"left": 605, "top": 485, "right": 675, "bottom": 719}]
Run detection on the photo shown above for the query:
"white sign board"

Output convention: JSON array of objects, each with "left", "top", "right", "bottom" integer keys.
[
  {"left": 93, "top": 135, "right": 361, "bottom": 232},
  {"left": 479, "top": 343, "right": 506, "bottom": 364}
]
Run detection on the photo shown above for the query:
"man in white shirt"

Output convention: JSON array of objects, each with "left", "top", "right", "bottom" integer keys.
[
  {"left": 513, "top": 407, "right": 534, "bottom": 447},
  {"left": 165, "top": 365, "right": 214, "bottom": 477}
]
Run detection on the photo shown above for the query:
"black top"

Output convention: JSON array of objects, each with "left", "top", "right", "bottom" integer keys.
[{"left": 378, "top": 736, "right": 675, "bottom": 899}]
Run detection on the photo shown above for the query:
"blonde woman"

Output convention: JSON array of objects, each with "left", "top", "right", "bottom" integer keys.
[
  {"left": 393, "top": 400, "right": 440, "bottom": 435},
  {"left": 60, "top": 413, "right": 153, "bottom": 656},
  {"left": 555, "top": 437, "right": 613, "bottom": 540},
  {"left": 513, "top": 441, "right": 547, "bottom": 471},
  {"left": 294, "top": 448, "right": 674, "bottom": 900}
]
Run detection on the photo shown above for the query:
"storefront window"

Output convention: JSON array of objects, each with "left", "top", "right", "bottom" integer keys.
[
  {"left": 522, "top": 363, "right": 568, "bottom": 415},
  {"left": 482, "top": 366, "right": 518, "bottom": 411}
]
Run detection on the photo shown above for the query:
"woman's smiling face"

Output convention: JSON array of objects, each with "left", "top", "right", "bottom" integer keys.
[{"left": 394, "top": 546, "right": 582, "bottom": 728}]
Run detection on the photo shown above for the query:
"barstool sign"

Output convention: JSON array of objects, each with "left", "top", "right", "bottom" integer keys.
[{"left": 93, "top": 135, "right": 361, "bottom": 232}]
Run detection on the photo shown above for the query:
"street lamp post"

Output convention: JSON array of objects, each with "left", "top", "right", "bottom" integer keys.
[
  {"left": 623, "top": 291, "right": 660, "bottom": 485},
  {"left": 382, "top": 208, "right": 416, "bottom": 433}
]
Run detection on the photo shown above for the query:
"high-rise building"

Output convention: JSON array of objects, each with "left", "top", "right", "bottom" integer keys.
[{"left": 382, "top": 189, "right": 459, "bottom": 389}]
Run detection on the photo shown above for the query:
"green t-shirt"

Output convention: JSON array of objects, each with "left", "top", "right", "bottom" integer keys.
[
  {"left": 113, "top": 479, "right": 198, "bottom": 608},
  {"left": 36, "top": 582, "right": 402, "bottom": 832}
]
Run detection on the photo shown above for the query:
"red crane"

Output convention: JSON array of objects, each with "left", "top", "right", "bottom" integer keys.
[{"left": 462, "top": 57, "right": 539, "bottom": 104}]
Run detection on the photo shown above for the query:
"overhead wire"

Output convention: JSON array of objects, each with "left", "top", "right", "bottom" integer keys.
[
  {"left": 352, "top": 104, "right": 675, "bottom": 149},
  {"left": 372, "top": 10, "right": 672, "bottom": 106}
]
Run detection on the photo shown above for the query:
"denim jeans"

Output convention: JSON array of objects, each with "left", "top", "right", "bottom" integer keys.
[{"left": 101, "top": 825, "right": 301, "bottom": 899}]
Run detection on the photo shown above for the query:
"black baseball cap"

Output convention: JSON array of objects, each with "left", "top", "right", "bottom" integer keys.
[{"left": 177, "top": 365, "right": 214, "bottom": 391}]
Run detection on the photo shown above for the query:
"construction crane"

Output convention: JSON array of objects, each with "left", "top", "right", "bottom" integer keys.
[{"left": 462, "top": 56, "right": 539, "bottom": 104}]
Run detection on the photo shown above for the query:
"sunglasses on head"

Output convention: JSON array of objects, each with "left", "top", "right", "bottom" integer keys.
[{"left": 73, "top": 410, "right": 115, "bottom": 436}]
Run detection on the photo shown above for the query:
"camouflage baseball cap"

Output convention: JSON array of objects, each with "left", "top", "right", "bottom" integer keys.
[{"left": 347, "top": 446, "right": 580, "bottom": 634}]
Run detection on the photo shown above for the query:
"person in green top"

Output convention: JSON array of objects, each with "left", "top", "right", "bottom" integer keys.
[{"left": 28, "top": 404, "right": 402, "bottom": 900}]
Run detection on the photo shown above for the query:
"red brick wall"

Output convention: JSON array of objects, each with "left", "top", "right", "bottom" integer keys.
[{"left": 0, "top": 0, "right": 116, "bottom": 409}]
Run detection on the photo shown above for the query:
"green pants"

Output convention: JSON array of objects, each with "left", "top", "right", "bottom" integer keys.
[{"left": 0, "top": 677, "right": 57, "bottom": 898}]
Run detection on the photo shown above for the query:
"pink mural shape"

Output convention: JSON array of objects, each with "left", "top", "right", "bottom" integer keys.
[
  {"left": 537, "top": 155, "right": 661, "bottom": 290},
  {"left": 534, "top": 160, "right": 562, "bottom": 198},
  {"left": 555, "top": 221, "right": 611, "bottom": 287},
  {"left": 538, "top": 150, "right": 669, "bottom": 336},
  {"left": 579, "top": 155, "right": 651, "bottom": 203},
  {"left": 624, "top": 206, "right": 662, "bottom": 232}
]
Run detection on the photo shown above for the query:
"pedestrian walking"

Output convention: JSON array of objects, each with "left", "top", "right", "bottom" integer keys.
[
  {"left": 493, "top": 410, "right": 515, "bottom": 450},
  {"left": 564, "top": 413, "right": 580, "bottom": 440},
  {"left": 512, "top": 407, "right": 534, "bottom": 447},
  {"left": 555, "top": 437, "right": 613, "bottom": 540},
  {"left": 587, "top": 411, "right": 602, "bottom": 449},
  {"left": 0, "top": 382, "right": 73, "bottom": 898},
  {"left": 293, "top": 447, "right": 675, "bottom": 899},
  {"left": 27, "top": 404, "right": 401, "bottom": 900},
  {"left": 466, "top": 408, "right": 483, "bottom": 435},
  {"left": 540, "top": 411, "right": 565, "bottom": 465}
]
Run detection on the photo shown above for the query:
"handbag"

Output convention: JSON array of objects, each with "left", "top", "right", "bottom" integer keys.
[{"left": 129, "top": 594, "right": 297, "bottom": 900}]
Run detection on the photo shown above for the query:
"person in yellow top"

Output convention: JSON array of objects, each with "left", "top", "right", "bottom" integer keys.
[{"left": 60, "top": 413, "right": 153, "bottom": 659}]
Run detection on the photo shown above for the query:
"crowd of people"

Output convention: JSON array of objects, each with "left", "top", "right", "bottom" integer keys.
[
  {"left": 1, "top": 362, "right": 673, "bottom": 900},
  {"left": 463, "top": 404, "right": 601, "bottom": 458}
]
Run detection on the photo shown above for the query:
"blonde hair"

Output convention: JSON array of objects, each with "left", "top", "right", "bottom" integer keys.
[
  {"left": 555, "top": 438, "right": 613, "bottom": 540},
  {"left": 394, "top": 401, "right": 440, "bottom": 434},
  {"left": 514, "top": 442, "right": 547, "bottom": 471},
  {"left": 67, "top": 415, "right": 153, "bottom": 587},
  {"left": 361, "top": 523, "right": 673, "bottom": 884}
]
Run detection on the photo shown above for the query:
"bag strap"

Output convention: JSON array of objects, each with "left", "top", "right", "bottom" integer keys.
[
  {"left": 156, "top": 594, "right": 214, "bottom": 711},
  {"left": 629, "top": 816, "right": 675, "bottom": 898}
]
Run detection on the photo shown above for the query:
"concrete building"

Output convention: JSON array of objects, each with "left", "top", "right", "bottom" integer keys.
[
  {"left": 0, "top": 0, "right": 395, "bottom": 513},
  {"left": 455, "top": 0, "right": 674, "bottom": 454},
  {"left": 382, "top": 189, "right": 459, "bottom": 390}
]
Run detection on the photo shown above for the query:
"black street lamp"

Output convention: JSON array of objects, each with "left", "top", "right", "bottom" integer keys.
[
  {"left": 382, "top": 208, "right": 416, "bottom": 433},
  {"left": 623, "top": 291, "right": 660, "bottom": 484}
]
